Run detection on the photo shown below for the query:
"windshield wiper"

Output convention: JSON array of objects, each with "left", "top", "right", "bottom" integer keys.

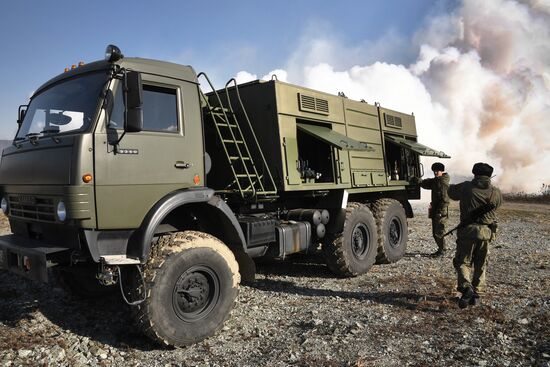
[
  {"left": 12, "top": 137, "right": 24, "bottom": 148},
  {"left": 40, "top": 128, "right": 61, "bottom": 143},
  {"left": 25, "top": 132, "right": 42, "bottom": 145}
]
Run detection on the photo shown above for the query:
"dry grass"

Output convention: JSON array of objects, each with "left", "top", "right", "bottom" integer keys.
[{"left": 503, "top": 184, "right": 550, "bottom": 204}]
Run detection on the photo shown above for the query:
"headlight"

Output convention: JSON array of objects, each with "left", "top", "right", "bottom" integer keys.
[
  {"left": 1, "top": 197, "right": 8, "bottom": 214},
  {"left": 57, "top": 201, "right": 67, "bottom": 222}
]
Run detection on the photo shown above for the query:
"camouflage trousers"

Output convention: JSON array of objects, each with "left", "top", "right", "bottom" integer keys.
[
  {"left": 453, "top": 237, "right": 490, "bottom": 294},
  {"left": 431, "top": 211, "right": 448, "bottom": 251}
]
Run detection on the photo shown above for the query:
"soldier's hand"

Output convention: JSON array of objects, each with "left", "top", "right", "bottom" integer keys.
[{"left": 409, "top": 176, "right": 421, "bottom": 184}]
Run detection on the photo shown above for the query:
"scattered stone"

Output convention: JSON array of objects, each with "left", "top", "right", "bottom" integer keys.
[{"left": 17, "top": 350, "right": 32, "bottom": 358}]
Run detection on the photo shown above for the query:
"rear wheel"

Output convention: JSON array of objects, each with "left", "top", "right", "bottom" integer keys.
[
  {"left": 372, "top": 199, "right": 408, "bottom": 264},
  {"left": 322, "top": 203, "right": 378, "bottom": 277},
  {"left": 134, "top": 231, "right": 240, "bottom": 346}
]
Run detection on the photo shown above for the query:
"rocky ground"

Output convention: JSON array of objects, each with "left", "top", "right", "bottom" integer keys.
[{"left": 0, "top": 201, "right": 549, "bottom": 367}]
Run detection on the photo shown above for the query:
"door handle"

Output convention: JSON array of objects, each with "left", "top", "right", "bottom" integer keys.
[{"left": 175, "top": 162, "right": 191, "bottom": 169}]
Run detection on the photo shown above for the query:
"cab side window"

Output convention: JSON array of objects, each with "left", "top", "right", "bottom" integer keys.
[
  {"left": 108, "top": 83, "right": 179, "bottom": 133},
  {"left": 142, "top": 85, "right": 179, "bottom": 132}
]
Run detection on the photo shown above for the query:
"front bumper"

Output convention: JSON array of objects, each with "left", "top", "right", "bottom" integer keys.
[{"left": 0, "top": 234, "right": 70, "bottom": 282}]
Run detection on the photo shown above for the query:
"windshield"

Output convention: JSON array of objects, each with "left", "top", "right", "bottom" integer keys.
[{"left": 16, "top": 71, "right": 109, "bottom": 140}]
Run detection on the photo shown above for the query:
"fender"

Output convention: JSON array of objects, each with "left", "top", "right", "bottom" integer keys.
[
  {"left": 206, "top": 195, "right": 247, "bottom": 249},
  {"left": 402, "top": 200, "right": 414, "bottom": 218},
  {"left": 130, "top": 187, "right": 214, "bottom": 261},
  {"left": 130, "top": 188, "right": 248, "bottom": 263}
]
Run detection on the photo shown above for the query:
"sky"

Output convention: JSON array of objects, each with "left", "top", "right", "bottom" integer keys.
[
  {"left": 0, "top": 0, "right": 446, "bottom": 138},
  {"left": 1, "top": 0, "right": 549, "bottom": 192}
]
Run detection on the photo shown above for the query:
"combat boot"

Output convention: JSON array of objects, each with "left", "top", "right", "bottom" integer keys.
[
  {"left": 458, "top": 286, "right": 474, "bottom": 309},
  {"left": 469, "top": 293, "right": 480, "bottom": 306},
  {"left": 432, "top": 249, "right": 446, "bottom": 257}
]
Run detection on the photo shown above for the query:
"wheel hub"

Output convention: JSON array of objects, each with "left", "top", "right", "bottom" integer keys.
[
  {"left": 389, "top": 217, "right": 402, "bottom": 248},
  {"left": 351, "top": 223, "right": 370, "bottom": 260},
  {"left": 172, "top": 266, "right": 219, "bottom": 322}
]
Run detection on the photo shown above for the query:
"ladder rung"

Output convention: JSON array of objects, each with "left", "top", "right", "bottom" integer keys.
[
  {"left": 223, "top": 139, "right": 244, "bottom": 144},
  {"left": 230, "top": 156, "right": 250, "bottom": 161},
  {"left": 216, "top": 123, "right": 237, "bottom": 128},
  {"left": 212, "top": 107, "right": 231, "bottom": 113}
]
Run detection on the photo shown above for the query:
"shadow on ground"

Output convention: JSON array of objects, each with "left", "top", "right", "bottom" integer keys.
[
  {"left": 247, "top": 278, "right": 451, "bottom": 313},
  {"left": 0, "top": 271, "right": 161, "bottom": 351}
]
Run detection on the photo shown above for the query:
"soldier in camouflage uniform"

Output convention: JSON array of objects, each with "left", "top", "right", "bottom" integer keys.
[
  {"left": 448, "top": 162, "right": 502, "bottom": 308},
  {"left": 419, "top": 162, "right": 450, "bottom": 257}
]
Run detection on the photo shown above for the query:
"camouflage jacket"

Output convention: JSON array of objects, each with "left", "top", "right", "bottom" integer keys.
[
  {"left": 448, "top": 175, "right": 502, "bottom": 225},
  {"left": 420, "top": 173, "right": 450, "bottom": 210}
]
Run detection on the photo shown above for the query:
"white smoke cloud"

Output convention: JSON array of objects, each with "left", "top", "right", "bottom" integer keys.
[{"left": 233, "top": 0, "right": 550, "bottom": 193}]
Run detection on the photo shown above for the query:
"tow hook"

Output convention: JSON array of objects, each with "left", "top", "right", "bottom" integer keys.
[{"left": 97, "top": 261, "right": 118, "bottom": 286}]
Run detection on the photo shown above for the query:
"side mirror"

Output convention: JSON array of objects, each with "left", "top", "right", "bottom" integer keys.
[
  {"left": 125, "top": 71, "right": 143, "bottom": 132},
  {"left": 17, "top": 105, "right": 27, "bottom": 126}
]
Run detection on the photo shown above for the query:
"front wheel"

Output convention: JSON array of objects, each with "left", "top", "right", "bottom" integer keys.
[{"left": 134, "top": 231, "right": 240, "bottom": 346}]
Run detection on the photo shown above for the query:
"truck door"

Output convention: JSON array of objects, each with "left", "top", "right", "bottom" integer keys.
[{"left": 93, "top": 75, "right": 204, "bottom": 229}]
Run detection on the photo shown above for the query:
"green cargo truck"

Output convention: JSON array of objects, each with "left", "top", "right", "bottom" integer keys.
[{"left": 0, "top": 45, "right": 449, "bottom": 346}]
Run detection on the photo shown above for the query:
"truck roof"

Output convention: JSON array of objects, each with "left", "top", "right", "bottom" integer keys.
[{"left": 33, "top": 57, "right": 198, "bottom": 99}]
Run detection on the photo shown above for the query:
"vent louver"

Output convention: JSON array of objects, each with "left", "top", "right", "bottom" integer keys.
[
  {"left": 298, "top": 93, "right": 329, "bottom": 115},
  {"left": 385, "top": 114, "right": 403, "bottom": 129}
]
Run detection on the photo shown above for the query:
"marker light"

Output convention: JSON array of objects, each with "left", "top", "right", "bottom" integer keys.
[
  {"left": 193, "top": 175, "right": 201, "bottom": 185},
  {"left": 82, "top": 173, "right": 93, "bottom": 183},
  {"left": 57, "top": 201, "right": 67, "bottom": 222},
  {"left": 105, "top": 44, "right": 124, "bottom": 62},
  {"left": 1, "top": 197, "right": 8, "bottom": 214}
]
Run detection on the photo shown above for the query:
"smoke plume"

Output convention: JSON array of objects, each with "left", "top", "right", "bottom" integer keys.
[{"left": 235, "top": 0, "right": 550, "bottom": 193}]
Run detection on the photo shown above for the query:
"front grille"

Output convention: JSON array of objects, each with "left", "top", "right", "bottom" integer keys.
[{"left": 9, "top": 195, "right": 56, "bottom": 222}]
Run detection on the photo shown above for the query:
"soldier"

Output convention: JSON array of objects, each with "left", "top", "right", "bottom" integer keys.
[
  {"left": 418, "top": 162, "right": 450, "bottom": 257},
  {"left": 448, "top": 162, "right": 502, "bottom": 308}
]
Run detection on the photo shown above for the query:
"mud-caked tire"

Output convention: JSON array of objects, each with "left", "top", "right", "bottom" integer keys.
[
  {"left": 133, "top": 231, "right": 240, "bottom": 347},
  {"left": 53, "top": 265, "right": 118, "bottom": 298},
  {"left": 372, "top": 199, "right": 408, "bottom": 264},
  {"left": 322, "top": 203, "right": 378, "bottom": 277}
]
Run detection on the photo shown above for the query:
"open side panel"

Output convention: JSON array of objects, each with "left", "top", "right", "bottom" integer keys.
[{"left": 383, "top": 134, "right": 450, "bottom": 184}]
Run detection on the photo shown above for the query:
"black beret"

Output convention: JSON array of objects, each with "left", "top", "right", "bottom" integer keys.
[
  {"left": 472, "top": 162, "right": 493, "bottom": 177},
  {"left": 431, "top": 162, "right": 445, "bottom": 171}
]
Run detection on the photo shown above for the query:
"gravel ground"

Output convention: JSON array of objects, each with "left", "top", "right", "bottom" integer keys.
[{"left": 0, "top": 201, "right": 549, "bottom": 367}]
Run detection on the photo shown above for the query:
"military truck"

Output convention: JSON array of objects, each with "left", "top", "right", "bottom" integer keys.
[{"left": 0, "top": 45, "right": 449, "bottom": 346}]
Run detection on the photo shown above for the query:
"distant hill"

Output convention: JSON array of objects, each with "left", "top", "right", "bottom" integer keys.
[
  {"left": 0, "top": 139, "right": 11, "bottom": 150},
  {"left": 0, "top": 140, "right": 11, "bottom": 154}
]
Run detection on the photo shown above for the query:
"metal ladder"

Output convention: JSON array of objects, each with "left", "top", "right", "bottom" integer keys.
[{"left": 198, "top": 73, "right": 278, "bottom": 201}]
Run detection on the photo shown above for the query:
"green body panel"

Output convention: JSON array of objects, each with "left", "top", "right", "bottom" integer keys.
[{"left": 342, "top": 98, "right": 387, "bottom": 188}]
